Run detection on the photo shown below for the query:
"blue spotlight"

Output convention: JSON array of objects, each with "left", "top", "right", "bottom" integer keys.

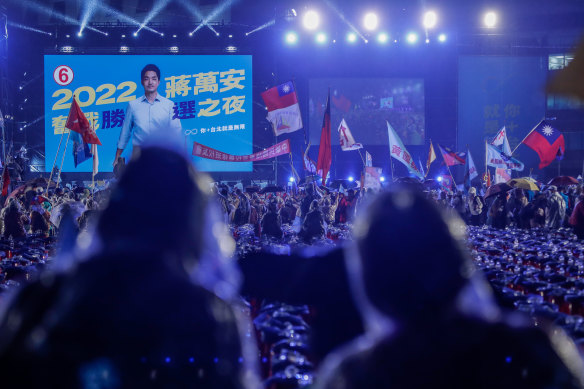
[
  {"left": 188, "top": 0, "right": 232, "bottom": 36},
  {"left": 406, "top": 32, "right": 419, "bottom": 44},
  {"left": 423, "top": 11, "right": 437, "bottom": 29},
  {"left": 363, "top": 12, "right": 378, "bottom": 31},
  {"left": 315, "top": 32, "right": 327, "bottom": 44},
  {"left": 380, "top": 176, "right": 386, "bottom": 182},
  {"left": 289, "top": 176, "right": 295, "bottom": 182},
  {"left": 285, "top": 31, "right": 298, "bottom": 44},
  {"left": 303, "top": 10, "right": 320, "bottom": 30},
  {"left": 438, "top": 33, "right": 447, "bottom": 42},
  {"left": 346, "top": 32, "right": 357, "bottom": 43},
  {"left": 377, "top": 32, "right": 388, "bottom": 43},
  {"left": 77, "top": 31, "right": 82, "bottom": 37},
  {"left": 17, "top": 0, "right": 106, "bottom": 35},
  {"left": 133, "top": 31, "right": 138, "bottom": 37},
  {"left": 437, "top": 176, "right": 443, "bottom": 182},
  {"left": 348, "top": 176, "right": 354, "bottom": 182},
  {"left": 7, "top": 21, "right": 51, "bottom": 35},
  {"left": 484, "top": 11, "right": 497, "bottom": 28}
]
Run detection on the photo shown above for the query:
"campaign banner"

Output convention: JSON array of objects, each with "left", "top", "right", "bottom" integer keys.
[
  {"left": 193, "top": 139, "right": 290, "bottom": 162},
  {"left": 44, "top": 55, "right": 253, "bottom": 172}
]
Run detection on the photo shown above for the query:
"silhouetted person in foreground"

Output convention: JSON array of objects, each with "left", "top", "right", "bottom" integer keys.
[
  {"left": 0, "top": 146, "right": 260, "bottom": 389},
  {"left": 317, "top": 190, "right": 584, "bottom": 389}
]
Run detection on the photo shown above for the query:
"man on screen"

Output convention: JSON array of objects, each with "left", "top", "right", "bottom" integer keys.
[{"left": 113, "top": 64, "right": 182, "bottom": 167}]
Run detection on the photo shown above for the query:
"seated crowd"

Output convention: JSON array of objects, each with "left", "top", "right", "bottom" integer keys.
[{"left": 0, "top": 147, "right": 583, "bottom": 388}]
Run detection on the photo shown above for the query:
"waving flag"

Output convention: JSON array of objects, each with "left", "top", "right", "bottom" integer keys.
[
  {"left": 66, "top": 96, "right": 101, "bottom": 145},
  {"left": 522, "top": 120, "right": 565, "bottom": 169},
  {"left": 387, "top": 122, "right": 423, "bottom": 179},
  {"left": 365, "top": 151, "right": 372, "bottom": 167},
  {"left": 495, "top": 168, "right": 511, "bottom": 184},
  {"left": 464, "top": 149, "right": 478, "bottom": 190},
  {"left": 438, "top": 144, "right": 465, "bottom": 166},
  {"left": 71, "top": 130, "right": 92, "bottom": 168},
  {"left": 338, "top": 119, "right": 363, "bottom": 151},
  {"left": 426, "top": 141, "right": 436, "bottom": 176},
  {"left": 491, "top": 126, "right": 512, "bottom": 155},
  {"left": 316, "top": 91, "right": 332, "bottom": 185},
  {"left": 303, "top": 143, "right": 317, "bottom": 174},
  {"left": 486, "top": 144, "right": 524, "bottom": 171},
  {"left": 261, "top": 81, "right": 303, "bottom": 136}
]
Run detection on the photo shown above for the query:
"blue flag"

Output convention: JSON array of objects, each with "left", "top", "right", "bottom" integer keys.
[{"left": 71, "top": 131, "right": 92, "bottom": 168}]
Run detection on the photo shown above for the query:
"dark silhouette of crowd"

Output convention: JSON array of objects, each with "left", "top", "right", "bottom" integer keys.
[{"left": 0, "top": 148, "right": 583, "bottom": 388}]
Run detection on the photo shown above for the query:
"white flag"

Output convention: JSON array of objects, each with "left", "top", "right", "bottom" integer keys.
[
  {"left": 338, "top": 119, "right": 363, "bottom": 151},
  {"left": 491, "top": 126, "right": 512, "bottom": 155},
  {"left": 486, "top": 144, "right": 524, "bottom": 171},
  {"left": 387, "top": 122, "right": 423, "bottom": 179}
]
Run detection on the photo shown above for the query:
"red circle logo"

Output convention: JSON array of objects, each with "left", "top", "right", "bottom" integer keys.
[{"left": 53, "top": 65, "right": 74, "bottom": 86}]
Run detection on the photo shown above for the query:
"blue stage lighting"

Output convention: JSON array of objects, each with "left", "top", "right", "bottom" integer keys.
[
  {"left": 303, "top": 10, "right": 320, "bottom": 30},
  {"left": 423, "top": 11, "right": 437, "bottom": 29},
  {"left": 348, "top": 176, "right": 354, "bottom": 182},
  {"left": 380, "top": 176, "right": 385, "bottom": 182},
  {"left": 484, "top": 11, "right": 497, "bottom": 28},
  {"left": 289, "top": 176, "right": 295, "bottom": 182},
  {"left": 437, "top": 176, "right": 443, "bottom": 182},
  {"left": 377, "top": 32, "right": 388, "bottom": 43},
  {"left": 285, "top": 31, "right": 298, "bottom": 44},
  {"left": 315, "top": 32, "right": 327, "bottom": 44},
  {"left": 363, "top": 12, "right": 378, "bottom": 31},
  {"left": 406, "top": 32, "right": 419, "bottom": 44},
  {"left": 438, "top": 33, "right": 447, "bottom": 42},
  {"left": 347, "top": 32, "right": 357, "bottom": 43}
]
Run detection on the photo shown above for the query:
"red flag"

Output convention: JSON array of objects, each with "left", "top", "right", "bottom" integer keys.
[
  {"left": 1, "top": 167, "right": 10, "bottom": 196},
  {"left": 438, "top": 144, "right": 466, "bottom": 166},
  {"left": 317, "top": 90, "right": 332, "bottom": 186},
  {"left": 522, "top": 120, "right": 565, "bottom": 169},
  {"left": 66, "top": 97, "right": 102, "bottom": 145}
]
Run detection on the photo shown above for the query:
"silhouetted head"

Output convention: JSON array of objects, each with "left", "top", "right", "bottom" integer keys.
[
  {"left": 351, "top": 190, "right": 473, "bottom": 323},
  {"left": 97, "top": 146, "right": 209, "bottom": 269}
]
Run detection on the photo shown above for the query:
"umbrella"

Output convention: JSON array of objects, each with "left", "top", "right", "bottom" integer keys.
[
  {"left": 485, "top": 183, "right": 513, "bottom": 199},
  {"left": 507, "top": 178, "right": 539, "bottom": 191},
  {"left": 259, "top": 185, "right": 286, "bottom": 194},
  {"left": 548, "top": 176, "right": 579, "bottom": 187}
]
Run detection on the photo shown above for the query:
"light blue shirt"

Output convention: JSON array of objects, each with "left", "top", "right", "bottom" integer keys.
[{"left": 117, "top": 94, "right": 182, "bottom": 150}]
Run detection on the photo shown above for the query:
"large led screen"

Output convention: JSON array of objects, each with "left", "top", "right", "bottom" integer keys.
[
  {"left": 44, "top": 55, "right": 253, "bottom": 172},
  {"left": 308, "top": 78, "right": 425, "bottom": 146}
]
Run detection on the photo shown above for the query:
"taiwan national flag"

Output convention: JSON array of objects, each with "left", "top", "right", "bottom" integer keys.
[
  {"left": 261, "top": 81, "right": 303, "bottom": 136},
  {"left": 522, "top": 120, "right": 565, "bottom": 169},
  {"left": 438, "top": 144, "right": 466, "bottom": 166}
]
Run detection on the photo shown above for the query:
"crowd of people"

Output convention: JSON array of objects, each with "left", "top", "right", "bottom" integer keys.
[{"left": 0, "top": 147, "right": 583, "bottom": 388}]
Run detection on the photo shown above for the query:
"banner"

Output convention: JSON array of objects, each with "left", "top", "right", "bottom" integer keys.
[
  {"left": 45, "top": 55, "right": 253, "bottom": 172},
  {"left": 387, "top": 121, "right": 423, "bottom": 179},
  {"left": 486, "top": 144, "right": 524, "bottom": 171},
  {"left": 364, "top": 166, "right": 382, "bottom": 190},
  {"left": 491, "top": 126, "right": 512, "bottom": 155},
  {"left": 193, "top": 139, "right": 290, "bottom": 162},
  {"left": 365, "top": 151, "right": 372, "bottom": 167}
]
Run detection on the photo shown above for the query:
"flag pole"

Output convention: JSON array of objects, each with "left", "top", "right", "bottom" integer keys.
[
  {"left": 512, "top": 119, "right": 544, "bottom": 155},
  {"left": 56, "top": 130, "right": 72, "bottom": 189},
  {"left": 357, "top": 148, "right": 365, "bottom": 167},
  {"left": 390, "top": 154, "right": 395, "bottom": 182},
  {"left": 47, "top": 97, "right": 76, "bottom": 193},
  {"left": 438, "top": 143, "right": 458, "bottom": 189}
]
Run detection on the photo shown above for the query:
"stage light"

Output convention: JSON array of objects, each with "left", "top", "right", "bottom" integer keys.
[
  {"left": 77, "top": 31, "right": 82, "bottom": 37},
  {"left": 406, "top": 32, "right": 418, "bottom": 44},
  {"left": 79, "top": 0, "right": 99, "bottom": 37},
  {"left": 285, "top": 31, "right": 298, "bottom": 44},
  {"left": 348, "top": 176, "right": 354, "bottom": 182},
  {"left": 423, "top": 11, "right": 437, "bottom": 29},
  {"left": 289, "top": 176, "right": 295, "bottom": 182},
  {"left": 136, "top": 0, "right": 172, "bottom": 35},
  {"left": 7, "top": 21, "right": 51, "bottom": 35},
  {"left": 484, "top": 11, "right": 497, "bottom": 28},
  {"left": 121, "top": 34, "right": 126, "bottom": 38},
  {"left": 225, "top": 46, "right": 238, "bottom": 53},
  {"left": 245, "top": 19, "right": 276, "bottom": 36},
  {"left": 347, "top": 32, "right": 357, "bottom": 43},
  {"left": 120, "top": 46, "right": 129, "bottom": 53},
  {"left": 96, "top": 3, "right": 161, "bottom": 35},
  {"left": 189, "top": 32, "right": 193, "bottom": 36},
  {"left": 323, "top": 0, "right": 367, "bottom": 43},
  {"left": 133, "top": 31, "right": 138, "bottom": 37},
  {"left": 228, "top": 34, "right": 233, "bottom": 38},
  {"left": 425, "top": 38, "right": 430, "bottom": 44},
  {"left": 380, "top": 176, "right": 385, "bottom": 182},
  {"left": 315, "top": 32, "right": 327, "bottom": 44},
  {"left": 363, "top": 12, "right": 378, "bottom": 31},
  {"left": 185, "top": 0, "right": 229, "bottom": 36},
  {"left": 438, "top": 33, "right": 447, "bottom": 42},
  {"left": 377, "top": 32, "right": 388, "bottom": 43},
  {"left": 169, "top": 46, "right": 179, "bottom": 53},
  {"left": 66, "top": 34, "right": 70, "bottom": 38},
  {"left": 172, "top": 34, "right": 176, "bottom": 38},
  {"left": 303, "top": 10, "right": 320, "bottom": 30},
  {"left": 437, "top": 176, "right": 443, "bottom": 182}
]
